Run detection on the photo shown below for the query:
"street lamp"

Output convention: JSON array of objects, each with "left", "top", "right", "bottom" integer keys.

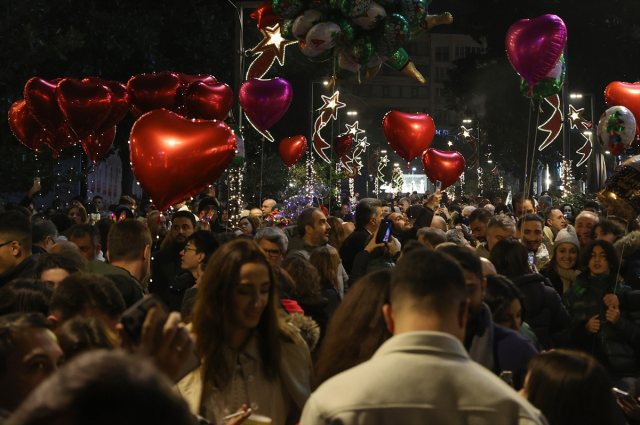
[
  {"left": 347, "top": 111, "right": 358, "bottom": 115},
  {"left": 393, "top": 163, "right": 399, "bottom": 167},
  {"left": 462, "top": 119, "right": 473, "bottom": 123}
]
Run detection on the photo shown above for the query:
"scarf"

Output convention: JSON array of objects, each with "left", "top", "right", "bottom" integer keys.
[{"left": 556, "top": 266, "right": 577, "bottom": 294}]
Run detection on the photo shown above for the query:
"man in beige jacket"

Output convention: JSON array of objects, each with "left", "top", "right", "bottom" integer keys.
[{"left": 300, "top": 248, "right": 548, "bottom": 425}]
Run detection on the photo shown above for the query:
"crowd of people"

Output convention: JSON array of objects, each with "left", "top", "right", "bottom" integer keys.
[{"left": 1, "top": 181, "right": 640, "bottom": 425}]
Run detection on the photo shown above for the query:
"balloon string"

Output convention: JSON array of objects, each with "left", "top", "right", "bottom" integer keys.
[
  {"left": 523, "top": 98, "right": 534, "bottom": 200},
  {"left": 525, "top": 99, "right": 542, "bottom": 201}
]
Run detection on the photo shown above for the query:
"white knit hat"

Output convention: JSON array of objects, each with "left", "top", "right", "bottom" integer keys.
[{"left": 554, "top": 224, "right": 580, "bottom": 251}]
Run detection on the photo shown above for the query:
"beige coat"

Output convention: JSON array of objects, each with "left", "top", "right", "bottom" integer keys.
[
  {"left": 300, "top": 331, "right": 548, "bottom": 425},
  {"left": 176, "top": 329, "right": 313, "bottom": 425}
]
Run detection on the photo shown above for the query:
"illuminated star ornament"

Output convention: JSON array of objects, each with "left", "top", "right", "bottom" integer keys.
[
  {"left": 312, "top": 91, "right": 345, "bottom": 163},
  {"left": 458, "top": 126, "right": 478, "bottom": 169},
  {"left": 458, "top": 126, "right": 474, "bottom": 140},
  {"left": 568, "top": 104, "right": 588, "bottom": 129},
  {"left": 246, "top": 24, "right": 297, "bottom": 80},
  {"left": 345, "top": 121, "right": 365, "bottom": 137}
]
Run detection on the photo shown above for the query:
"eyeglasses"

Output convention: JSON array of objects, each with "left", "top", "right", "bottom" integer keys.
[
  {"left": 0, "top": 241, "right": 15, "bottom": 249},
  {"left": 183, "top": 245, "right": 197, "bottom": 253},
  {"left": 263, "top": 248, "right": 281, "bottom": 257}
]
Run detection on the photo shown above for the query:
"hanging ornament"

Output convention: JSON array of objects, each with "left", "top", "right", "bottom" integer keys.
[
  {"left": 312, "top": 91, "right": 346, "bottom": 162},
  {"left": 238, "top": 77, "right": 293, "bottom": 141},
  {"left": 246, "top": 23, "right": 298, "bottom": 80},
  {"left": 538, "top": 94, "right": 563, "bottom": 151}
]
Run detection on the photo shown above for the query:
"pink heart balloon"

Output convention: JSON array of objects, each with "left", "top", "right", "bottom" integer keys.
[
  {"left": 239, "top": 78, "right": 293, "bottom": 132},
  {"left": 506, "top": 14, "right": 567, "bottom": 89}
]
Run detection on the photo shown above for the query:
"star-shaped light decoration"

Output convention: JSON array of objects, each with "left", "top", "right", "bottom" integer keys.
[
  {"left": 380, "top": 156, "right": 390, "bottom": 167},
  {"left": 568, "top": 104, "right": 588, "bottom": 129},
  {"left": 246, "top": 24, "right": 297, "bottom": 79},
  {"left": 317, "top": 91, "right": 346, "bottom": 121},
  {"left": 357, "top": 137, "right": 370, "bottom": 150},
  {"left": 345, "top": 121, "right": 365, "bottom": 137},
  {"left": 458, "top": 126, "right": 474, "bottom": 140}
]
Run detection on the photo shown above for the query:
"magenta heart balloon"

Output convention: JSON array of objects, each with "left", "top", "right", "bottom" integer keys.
[
  {"left": 239, "top": 78, "right": 293, "bottom": 132},
  {"left": 506, "top": 14, "right": 567, "bottom": 89}
]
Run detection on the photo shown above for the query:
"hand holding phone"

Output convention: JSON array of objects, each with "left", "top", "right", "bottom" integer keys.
[{"left": 375, "top": 219, "right": 393, "bottom": 244}]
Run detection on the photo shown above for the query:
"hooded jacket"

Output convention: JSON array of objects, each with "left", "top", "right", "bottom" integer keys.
[
  {"left": 562, "top": 273, "right": 640, "bottom": 378},
  {"left": 511, "top": 273, "right": 571, "bottom": 350},
  {"left": 614, "top": 231, "right": 640, "bottom": 290}
]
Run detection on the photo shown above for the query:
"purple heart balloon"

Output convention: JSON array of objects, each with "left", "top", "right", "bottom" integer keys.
[
  {"left": 239, "top": 78, "right": 293, "bottom": 132},
  {"left": 506, "top": 14, "right": 567, "bottom": 89}
]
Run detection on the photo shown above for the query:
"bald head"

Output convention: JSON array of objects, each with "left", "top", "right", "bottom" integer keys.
[
  {"left": 430, "top": 216, "right": 447, "bottom": 232},
  {"left": 261, "top": 199, "right": 277, "bottom": 216},
  {"left": 49, "top": 241, "right": 81, "bottom": 255},
  {"left": 480, "top": 257, "right": 496, "bottom": 277}
]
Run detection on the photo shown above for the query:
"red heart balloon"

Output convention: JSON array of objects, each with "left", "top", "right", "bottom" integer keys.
[
  {"left": 605, "top": 82, "right": 640, "bottom": 135},
  {"left": 251, "top": 0, "right": 282, "bottom": 29},
  {"left": 184, "top": 81, "right": 234, "bottom": 121},
  {"left": 239, "top": 78, "right": 293, "bottom": 132},
  {"left": 333, "top": 133, "right": 353, "bottom": 159},
  {"left": 130, "top": 109, "right": 237, "bottom": 212},
  {"left": 56, "top": 78, "right": 114, "bottom": 140},
  {"left": 421, "top": 149, "right": 465, "bottom": 190},
  {"left": 177, "top": 73, "right": 217, "bottom": 88},
  {"left": 81, "top": 126, "right": 116, "bottom": 165},
  {"left": 383, "top": 111, "right": 435, "bottom": 167},
  {"left": 279, "top": 135, "right": 307, "bottom": 167},
  {"left": 24, "top": 77, "right": 65, "bottom": 133},
  {"left": 83, "top": 77, "right": 131, "bottom": 131},
  {"left": 46, "top": 125, "right": 79, "bottom": 158},
  {"left": 8, "top": 100, "right": 52, "bottom": 152},
  {"left": 127, "top": 72, "right": 181, "bottom": 117}
]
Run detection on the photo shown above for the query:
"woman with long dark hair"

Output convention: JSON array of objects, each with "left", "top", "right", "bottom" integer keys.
[
  {"left": 177, "top": 239, "right": 312, "bottom": 425},
  {"left": 520, "top": 350, "right": 613, "bottom": 425},
  {"left": 490, "top": 237, "right": 571, "bottom": 350},
  {"left": 562, "top": 240, "right": 640, "bottom": 383},
  {"left": 315, "top": 270, "right": 392, "bottom": 386}
]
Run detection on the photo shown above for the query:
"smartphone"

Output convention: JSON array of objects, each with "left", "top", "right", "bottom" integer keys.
[
  {"left": 528, "top": 252, "right": 536, "bottom": 272},
  {"left": 613, "top": 388, "right": 629, "bottom": 399},
  {"left": 376, "top": 219, "right": 393, "bottom": 244},
  {"left": 121, "top": 295, "right": 200, "bottom": 380},
  {"left": 499, "top": 371, "right": 513, "bottom": 385},
  {"left": 435, "top": 180, "right": 442, "bottom": 191}
]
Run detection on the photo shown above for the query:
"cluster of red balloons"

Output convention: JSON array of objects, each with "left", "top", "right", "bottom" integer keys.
[{"left": 9, "top": 77, "right": 130, "bottom": 164}]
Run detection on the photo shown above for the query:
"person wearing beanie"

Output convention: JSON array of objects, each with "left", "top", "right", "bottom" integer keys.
[{"left": 539, "top": 225, "right": 580, "bottom": 296}]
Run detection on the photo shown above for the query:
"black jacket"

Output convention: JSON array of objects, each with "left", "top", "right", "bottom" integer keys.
[
  {"left": 562, "top": 273, "right": 640, "bottom": 377},
  {"left": 511, "top": 273, "right": 572, "bottom": 350},
  {"left": 150, "top": 244, "right": 185, "bottom": 297},
  {"left": 164, "top": 272, "right": 196, "bottom": 312},
  {"left": 0, "top": 254, "right": 38, "bottom": 288},
  {"left": 539, "top": 265, "right": 565, "bottom": 296},
  {"left": 339, "top": 228, "right": 370, "bottom": 274}
]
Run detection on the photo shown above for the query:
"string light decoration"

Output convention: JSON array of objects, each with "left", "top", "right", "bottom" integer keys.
[
  {"left": 246, "top": 24, "right": 297, "bottom": 80},
  {"left": 560, "top": 159, "right": 573, "bottom": 198},
  {"left": 374, "top": 155, "right": 389, "bottom": 195},
  {"left": 391, "top": 166, "right": 405, "bottom": 191},
  {"left": 227, "top": 165, "right": 244, "bottom": 226},
  {"left": 477, "top": 167, "right": 483, "bottom": 195},
  {"left": 538, "top": 95, "right": 563, "bottom": 150},
  {"left": 568, "top": 104, "right": 588, "bottom": 129},
  {"left": 349, "top": 178, "right": 355, "bottom": 207},
  {"left": 312, "top": 91, "right": 346, "bottom": 163},
  {"left": 499, "top": 175, "right": 504, "bottom": 189}
]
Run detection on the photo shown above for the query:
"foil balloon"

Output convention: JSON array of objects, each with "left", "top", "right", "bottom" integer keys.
[
  {"left": 127, "top": 71, "right": 181, "bottom": 117},
  {"left": 238, "top": 78, "right": 293, "bottom": 133},
  {"left": 333, "top": 133, "right": 354, "bottom": 159},
  {"left": 396, "top": 0, "right": 428, "bottom": 34},
  {"left": 81, "top": 126, "right": 116, "bottom": 165},
  {"left": 46, "top": 126, "right": 78, "bottom": 158},
  {"left": 598, "top": 154, "right": 640, "bottom": 223},
  {"left": 304, "top": 22, "right": 341, "bottom": 55},
  {"left": 56, "top": 78, "right": 114, "bottom": 140},
  {"left": 349, "top": 36, "right": 375, "bottom": 65},
  {"left": 250, "top": 0, "right": 283, "bottom": 29},
  {"left": 176, "top": 74, "right": 217, "bottom": 88},
  {"left": 184, "top": 81, "right": 233, "bottom": 121},
  {"left": 383, "top": 111, "right": 435, "bottom": 167},
  {"left": 129, "top": 109, "right": 237, "bottom": 212},
  {"left": 519, "top": 55, "right": 565, "bottom": 99},
  {"left": 506, "top": 14, "right": 567, "bottom": 91},
  {"left": 272, "top": 0, "right": 307, "bottom": 19},
  {"left": 373, "top": 14, "right": 410, "bottom": 57},
  {"left": 597, "top": 106, "right": 637, "bottom": 156},
  {"left": 82, "top": 77, "right": 131, "bottom": 132},
  {"left": 340, "top": 0, "right": 373, "bottom": 18},
  {"left": 24, "top": 77, "right": 65, "bottom": 133},
  {"left": 280, "top": 19, "right": 298, "bottom": 41},
  {"left": 279, "top": 135, "right": 307, "bottom": 167},
  {"left": 8, "top": 99, "right": 51, "bottom": 152},
  {"left": 605, "top": 82, "right": 640, "bottom": 136},
  {"left": 331, "top": 14, "right": 355, "bottom": 45},
  {"left": 292, "top": 9, "right": 324, "bottom": 42},
  {"left": 351, "top": 2, "right": 386, "bottom": 30},
  {"left": 421, "top": 148, "right": 465, "bottom": 190}
]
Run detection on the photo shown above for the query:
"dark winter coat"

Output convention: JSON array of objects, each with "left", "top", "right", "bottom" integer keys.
[
  {"left": 511, "top": 273, "right": 572, "bottom": 350},
  {"left": 562, "top": 273, "right": 640, "bottom": 378},
  {"left": 539, "top": 265, "right": 564, "bottom": 296},
  {"left": 615, "top": 231, "right": 640, "bottom": 290},
  {"left": 164, "top": 271, "right": 196, "bottom": 312}
]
